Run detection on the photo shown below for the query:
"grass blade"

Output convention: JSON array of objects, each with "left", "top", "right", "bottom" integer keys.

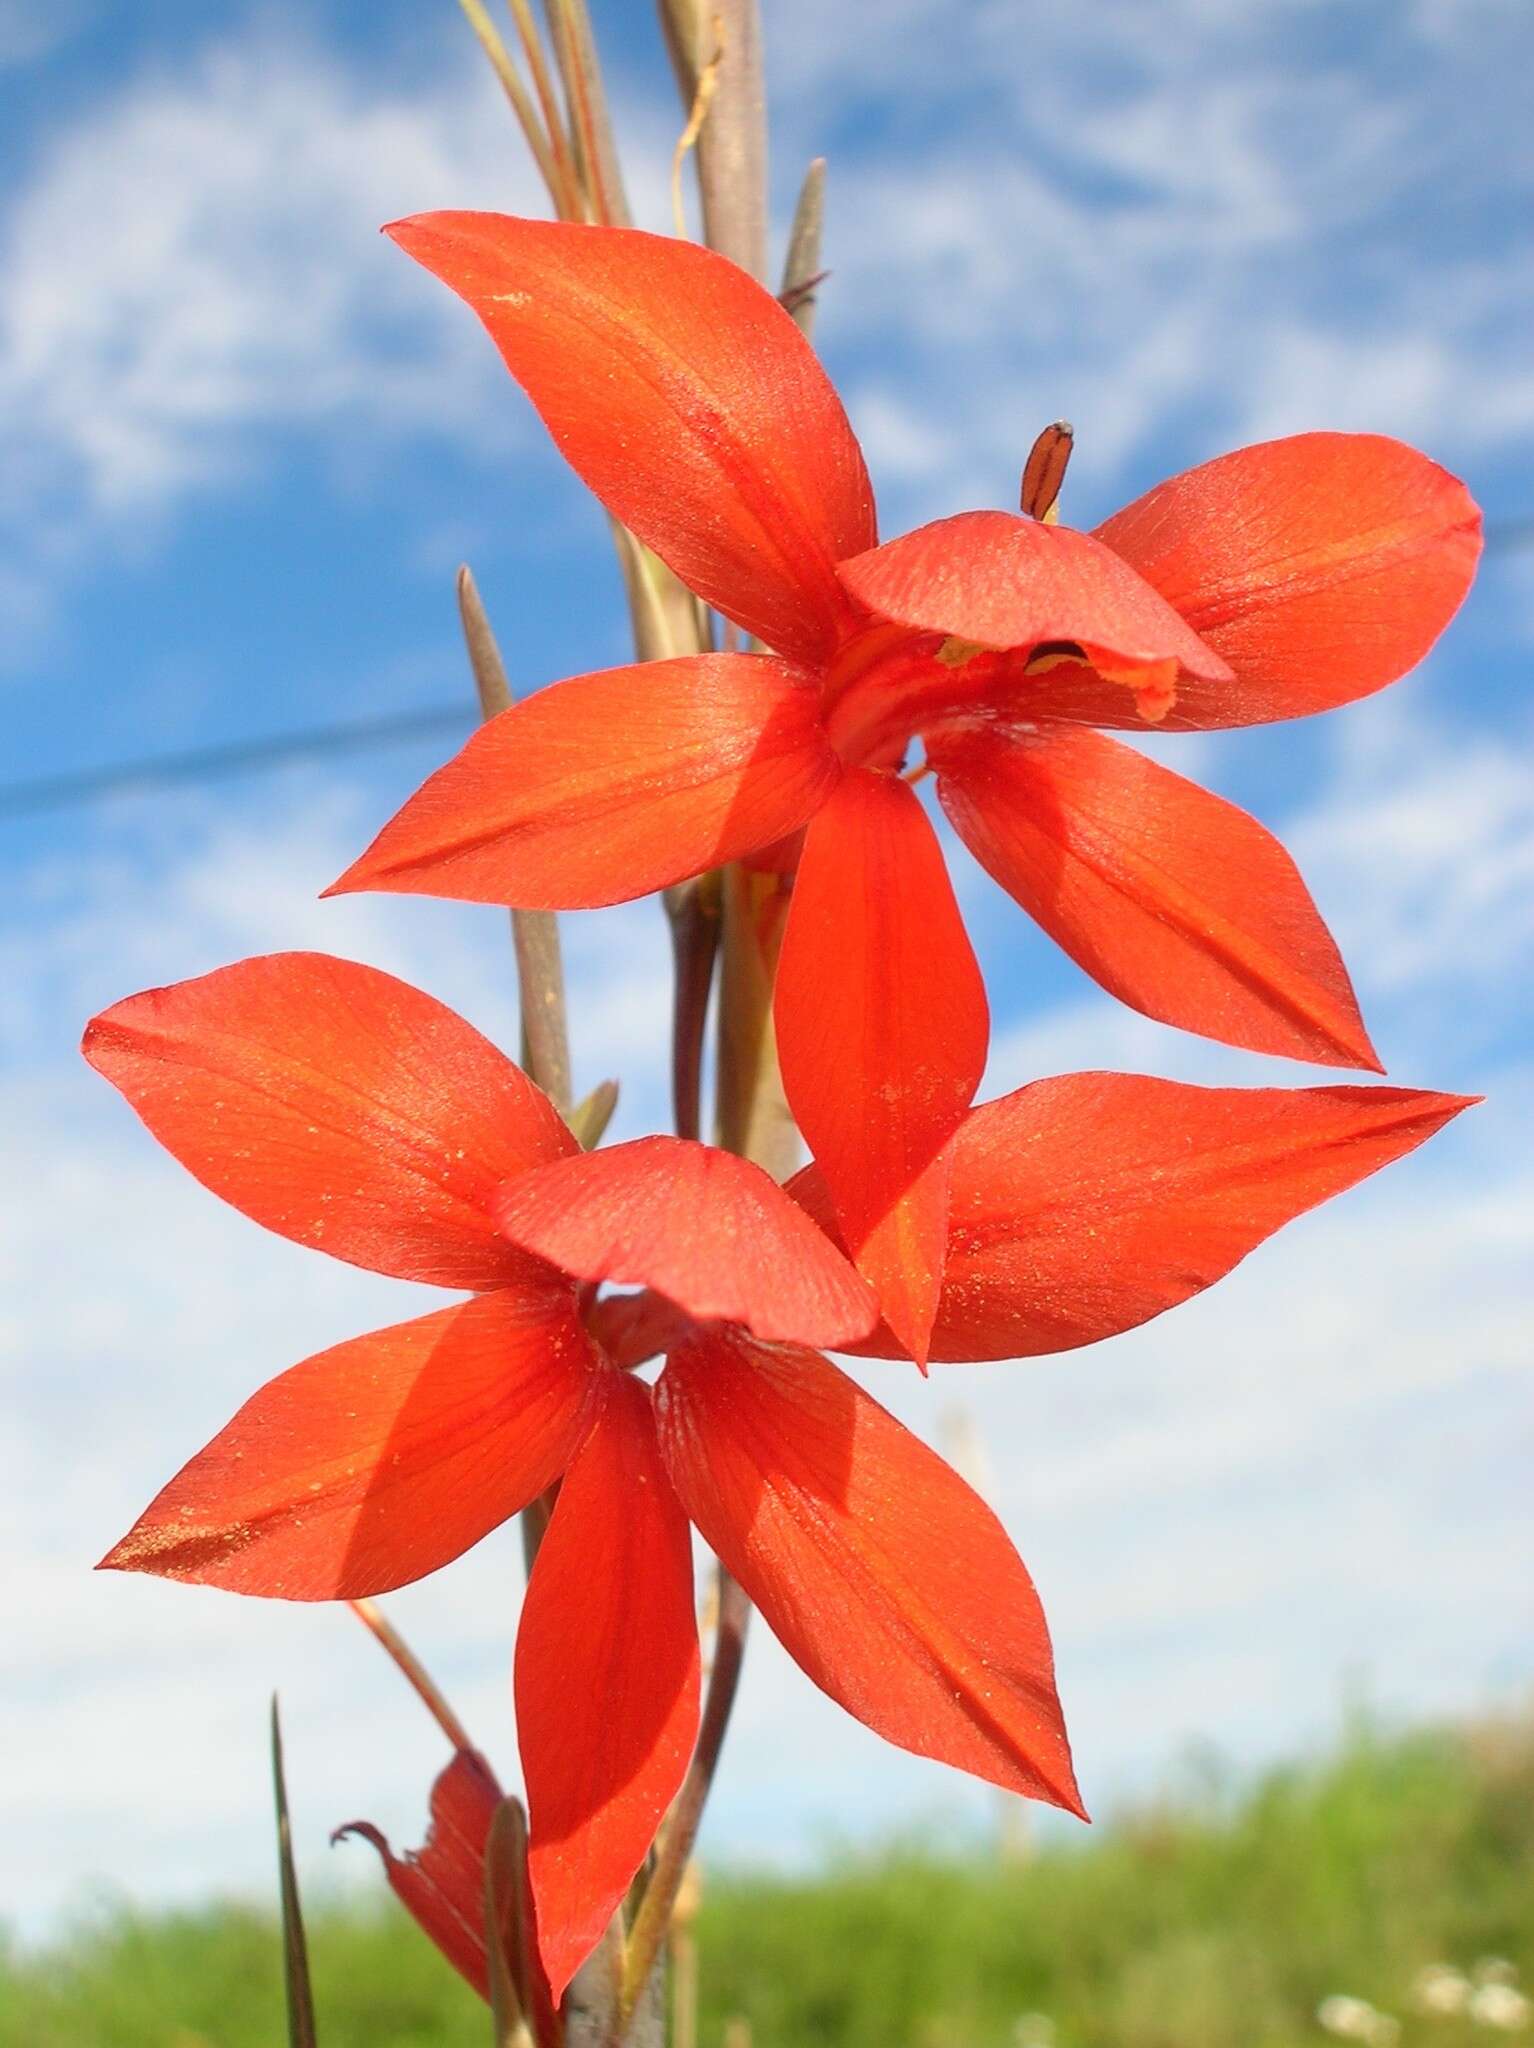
[{"left": 270, "top": 1694, "right": 319, "bottom": 2048}]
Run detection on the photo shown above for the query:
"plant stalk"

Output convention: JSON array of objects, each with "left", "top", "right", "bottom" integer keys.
[
  {"left": 457, "top": 566, "right": 573, "bottom": 1116},
  {"left": 348, "top": 1598, "right": 476, "bottom": 1755},
  {"left": 618, "top": 1571, "right": 750, "bottom": 2030}
]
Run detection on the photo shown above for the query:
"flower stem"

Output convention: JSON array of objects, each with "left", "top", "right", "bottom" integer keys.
[
  {"left": 617, "top": 1569, "right": 751, "bottom": 2031},
  {"left": 659, "top": 0, "right": 767, "bottom": 279},
  {"left": 456, "top": 566, "right": 573, "bottom": 1116},
  {"left": 664, "top": 872, "right": 721, "bottom": 1140},
  {"left": 348, "top": 1598, "right": 476, "bottom": 1756}
]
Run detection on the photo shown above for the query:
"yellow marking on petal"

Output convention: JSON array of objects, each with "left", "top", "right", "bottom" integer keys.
[{"left": 935, "top": 635, "right": 992, "bottom": 668}]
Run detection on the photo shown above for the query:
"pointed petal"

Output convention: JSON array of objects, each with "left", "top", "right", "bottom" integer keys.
[
  {"left": 334, "top": 1750, "right": 506, "bottom": 2001},
  {"left": 795, "top": 1076, "right": 1475, "bottom": 1362},
  {"left": 492, "top": 1136, "right": 877, "bottom": 1349},
  {"left": 100, "top": 1289, "right": 598, "bottom": 1598},
  {"left": 83, "top": 952, "right": 573, "bottom": 1289},
  {"left": 933, "top": 724, "right": 1380, "bottom": 1069},
  {"left": 1077, "top": 432, "right": 1483, "bottom": 729},
  {"left": 774, "top": 770, "right": 988, "bottom": 1363},
  {"left": 837, "top": 511, "right": 1233, "bottom": 708},
  {"left": 387, "top": 213, "right": 876, "bottom": 664},
  {"left": 328, "top": 656, "right": 839, "bottom": 910},
  {"left": 517, "top": 1374, "right": 699, "bottom": 1999},
  {"left": 656, "top": 1330, "right": 1082, "bottom": 1812}
]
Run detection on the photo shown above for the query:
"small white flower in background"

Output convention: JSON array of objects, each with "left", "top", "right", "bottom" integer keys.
[
  {"left": 1470, "top": 1984, "right": 1531, "bottom": 2031},
  {"left": 1319, "top": 1995, "right": 1397, "bottom": 2042},
  {"left": 1414, "top": 1964, "right": 1473, "bottom": 2015},
  {"left": 1475, "top": 1961, "right": 1522, "bottom": 1990},
  {"left": 1013, "top": 2017, "right": 1056, "bottom": 2048}
]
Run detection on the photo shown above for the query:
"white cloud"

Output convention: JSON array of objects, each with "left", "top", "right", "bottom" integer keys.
[
  {"left": 771, "top": 0, "right": 1533, "bottom": 522},
  {"left": 2, "top": 0, "right": 1526, "bottom": 677},
  {"left": 0, "top": 28, "right": 546, "bottom": 657},
  {"left": 1287, "top": 709, "right": 1534, "bottom": 1003}
]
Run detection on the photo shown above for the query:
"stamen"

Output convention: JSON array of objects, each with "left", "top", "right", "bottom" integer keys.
[{"left": 1020, "top": 420, "right": 1074, "bottom": 523}]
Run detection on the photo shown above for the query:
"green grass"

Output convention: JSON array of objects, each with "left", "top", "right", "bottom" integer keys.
[{"left": 4, "top": 1710, "right": 1530, "bottom": 2048}]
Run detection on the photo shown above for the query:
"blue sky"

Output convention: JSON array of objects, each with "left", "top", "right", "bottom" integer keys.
[{"left": 2, "top": 0, "right": 1531, "bottom": 1938}]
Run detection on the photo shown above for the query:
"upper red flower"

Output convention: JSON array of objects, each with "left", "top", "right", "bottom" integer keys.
[
  {"left": 83, "top": 953, "right": 1472, "bottom": 1994},
  {"left": 328, "top": 214, "right": 1482, "bottom": 1364}
]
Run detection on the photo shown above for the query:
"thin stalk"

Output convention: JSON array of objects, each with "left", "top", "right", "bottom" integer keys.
[
  {"left": 506, "top": 0, "right": 585, "bottom": 218},
  {"left": 664, "top": 873, "right": 721, "bottom": 1140},
  {"left": 712, "top": 863, "right": 797, "bottom": 1178},
  {"left": 560, "top": 0, "right": 632, "bottom": 224},
  {"left": 618, "top": 1570, "right": 750, "bottom": 2028},
  {"left": 543, "top": 0, "right": 623, "bottom": 227},
  {"left": 660, "top": 0, "right": 768, "bottom": 278},
  {"left": 563, "top": 1919, "right": 626, "bottom": 2048},
  {"left": 349, "top": 1598, "right": 476, "bottom": 1755},
  {"left": 669, "top": 19, "right": 725, "bottom": 239},
  {"left": 457, "top": 0, "right": 563, "bottom": 202},
  {"left": 670, "top": 1925, "right": 698, "bottom": 2048},
  {"left": 457, "top": 567, "right": 573, "bottom": 1114},
  {"left": 485, "top": 1799, "right": 536, "bottom": 2048}
]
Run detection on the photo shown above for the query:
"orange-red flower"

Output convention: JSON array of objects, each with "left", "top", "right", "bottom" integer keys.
[
  {"left": 82, "top": 951, "right": 1065, "bottom": 1994},
  {"left": 334, "top": 1749, "right": 521, "bottom": 2003},
  {"left": 328, "top": 214, "right": 1482, "bottom": 1362},
  {"left": 83, "top": 953, "right": 1471, "bottom": 1988},
  {"left": 84, "top": 953, "right": 1473, "bottom": 1993}
]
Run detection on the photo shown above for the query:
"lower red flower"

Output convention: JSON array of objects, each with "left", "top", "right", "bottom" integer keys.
[
  {"left": 83, "top": 952, "right": 1075, "bottom": 1995},
  {"left": 84, "top": 953, "right": 1470, "bottom": 1992}
]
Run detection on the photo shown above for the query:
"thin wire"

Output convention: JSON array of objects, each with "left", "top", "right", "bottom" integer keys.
[
  {"left": 4, "top": 513, "right": 1530, "bottom": 822},
  {"left": 0, "top": 704, "right": 470, "bottom": 819}
]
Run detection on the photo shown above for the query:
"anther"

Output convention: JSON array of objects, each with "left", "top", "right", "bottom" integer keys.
[{"left": 1020, "top": 420, "right": 1074, "bottom": 523}]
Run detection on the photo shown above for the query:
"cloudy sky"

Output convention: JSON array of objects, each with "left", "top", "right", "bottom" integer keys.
[{"left": 2, "top": 0, "right": 1531, "bottom": 1942}]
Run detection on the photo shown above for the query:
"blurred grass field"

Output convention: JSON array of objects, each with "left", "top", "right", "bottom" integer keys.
[{"left": 3, "top": 1708, "right": 1530, "bottom": 2048}]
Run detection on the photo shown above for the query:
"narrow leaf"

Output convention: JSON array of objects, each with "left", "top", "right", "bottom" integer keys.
[
  {"left": 568, "top": 1076, "right": 620, "bottom": 1150},
  {"left": 271, "top": 1695, "right": 319, "bottom": 2048},
  {"left": 780, "top": 158, "right": 826, "bottom": 336}
]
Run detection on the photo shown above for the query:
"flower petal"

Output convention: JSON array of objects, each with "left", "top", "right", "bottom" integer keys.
[
  {"left": 387, "top": 213, "right": 876, "bottom": 665},
  {"left": 334, "top": 1749, "right": 506, "bottom": 2001},
  {"left": 517, "top": 1374, "right": 699, "bottom": 2000},
  {"left": 83, "top": 952, "right": 573, "bottom": 1290},
  {"left": 328, "top": 656, "right": 839, "bottom": 910},
  {"left": 655, "top": 1329, "right": 1082, "bottom": 1813},
  {"left": 1083, "top": 432, "right": 1483, "bottom": 729},
  {"left": 100, "top": 1289, "right": 598, "bottom": 1597},
  {"left": 492, "top": 1136, "right": 878, "bottom": 1349},
  {"left": 774, "top": 770, "right": 988, "bottom": 1364},
  {"left": 837, "top": 511, "right": 1233, "bottom": 703},
  {"left": 793, "top": 1076, "right": 1475, "bottom": 1362},
  {"left": 932, "top": 723, "right": 1380, "bottom": 1069}
]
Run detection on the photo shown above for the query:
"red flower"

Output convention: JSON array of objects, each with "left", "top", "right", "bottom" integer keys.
[
  {"left": 328, "top": 214, "right": 1482, "bottom": 1361},
  {"left": 84, "top": 955, "right": 1470, "bottom": 1988},
  {"left": 82, "top": 952, "right": 1064, "bottom": 1994},
  {"left": 334, "top": 1749, "right": 519, "bottom": 2003}
]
